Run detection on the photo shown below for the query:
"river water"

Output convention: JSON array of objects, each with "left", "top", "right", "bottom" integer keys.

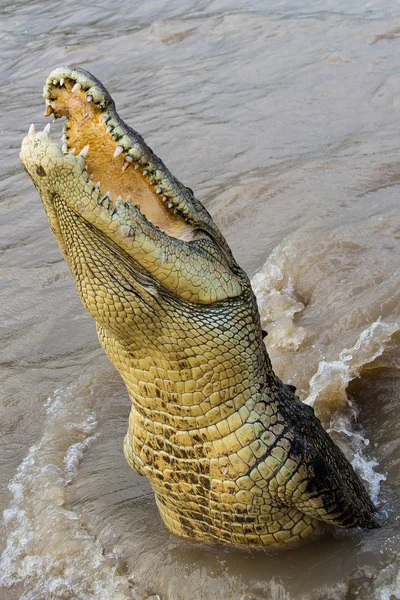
[{"left": 1, "top": 0, "right": 399, "bottom": 598}]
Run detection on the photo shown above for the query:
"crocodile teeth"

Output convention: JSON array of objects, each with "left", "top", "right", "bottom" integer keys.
[
  {"left": 43, "top": 90, "right": 51, "bottom": 98},
  {"left": 86, "top": 94, "right": 93, "bottom": 103},
  {"left": 143, "top": 169, "right": 148, "bottom": 176},
  {"left": 156, "top": 187, "right": 162, "bottom": 194},
  {"left": 122, "top": 155, "right": 134, "bottom": 171},
  {"left": 71, "top": 82, "right": 81, "bottom": 93},
  {"left": 28, "top": 123, "right": 35, "bottom": 136},
  {"left": 95, "top": 182, "right": 101, "bottom": 190},
  {"left": 44, "top": 105, "right": 54, "bottom": 117},
  {"left": 43, "top": 123, "right": 51, "bottom": 135},
  {"left": 99, "top": 197, "right": 110, "bottom": 209},
  {"left": 113, "top": 145, "right": 124, "bottom": 158},
  {"left": 168, "top": 202, "right": 174, "bottom": 209},
  {"left": 106, "top": 125, "right": 112, "bottom": 133},
  {"left": 59, "top": 78, "right": 65, "bottom": 87},
  {"left": 70, "top": 148, "right": 76, "bottom": 155},
  {"left": 79, "top": 144, "right": 89, "bottom": 158}
]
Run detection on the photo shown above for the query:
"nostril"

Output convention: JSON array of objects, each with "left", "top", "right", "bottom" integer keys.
[{"left": 36, "top": 166, "right": 46, "bottom": 177}]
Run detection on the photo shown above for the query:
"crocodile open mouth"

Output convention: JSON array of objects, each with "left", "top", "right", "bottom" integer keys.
[
  {"left": 22, "top": 66, "right": 241, "bottom": 304},
  {"left": 43, "top": 67, "right": 195, "bottom": 242}
]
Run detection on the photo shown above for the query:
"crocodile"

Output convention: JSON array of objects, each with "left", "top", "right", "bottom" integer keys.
[{"left": 20, "top": 66, "right": 378, "bottom": 547}]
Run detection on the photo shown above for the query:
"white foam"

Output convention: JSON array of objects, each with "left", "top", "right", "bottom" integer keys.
[
  {"left": 0, "top": 385, "right": 135, "bottom": 600},
  {"left": 252, "top": 247, "right": 307, "bottom": 351},
  {"left": 305, "top": 317, "right": 400, "bottom": 409}
]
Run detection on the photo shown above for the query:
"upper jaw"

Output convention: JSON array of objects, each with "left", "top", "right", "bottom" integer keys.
[{"left": 42, "top": 66, "right": 215, "bottom": 237}]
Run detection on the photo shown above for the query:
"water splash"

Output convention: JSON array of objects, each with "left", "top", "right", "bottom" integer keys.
[
  {"left": 305, "top": 318, "right": 400, "bottom": 410},
  {"left": 252, "top": 248, "right": 307, "bottom": 352},
  {"left": 0, "top": 385, "right": 135, "bottom": 600}
]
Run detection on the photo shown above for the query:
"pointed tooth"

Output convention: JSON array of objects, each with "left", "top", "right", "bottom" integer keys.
[
  {"left": 71, "top": 82, "right": 81, "bottom": 93},
  {"left": 28, "top": 123, "right": 35, "bottom": 136},
  {"left": 106, "top": 125, "right": 113, "bottom": 134},
  {"left": 95, "top": 181, "right": 101, "bottom": 190},
  {"left": 134, "top": 163, "right": 140, "bottom": 170},
  {"left": 99, "top": 197, "right": 110, "bottom": 209},
  {"left": 104, "top": 191, "right": 110, "bottom": 198},
  {"left": 168, "top": 202, "right": 174, "bottom": 209},
  {"left": 99, "top": 194, "right": 110, "bottom": 208},
  {"left": 143, "top": 169, "right": 148, "bottom": 176},
  {"left": 102, "top": 114, "right": 110, "bottom": 123},
  {"left": 162, "top": 195, "right": 168, "bottom": 202},
  {"left": 44, "top": 105, "right": 54, "bottom": 117},
  {"left": 43, "top": 123, "right": 51, "bottom": 135},
  {"left": 60, "top": 77, "right": 65, "bottom": 87},
  {"left": 62, "top": 143, "right": 68, "bottom": 154},
  {"left": 70, "top": 147, "right": 76, "bottom": 155},
  {"left": 43, "top": 90, "right": 51, "bottom": 98},
  {"left": 79, "top": 144, "right": 89, "bottom": 158},
  {"left": 86, "top": 94, "right": 93, "bottom": 103},
  {"left": 156, "top": 187, "right": 162, "bottom": 194},
  {"left": 113, "top": 145, "right": 124, "bottom": 159}
]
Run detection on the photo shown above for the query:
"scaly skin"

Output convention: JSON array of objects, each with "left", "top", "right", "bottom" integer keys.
[{"left": 20, "top": 66, "right": 378, "bottom": 547}]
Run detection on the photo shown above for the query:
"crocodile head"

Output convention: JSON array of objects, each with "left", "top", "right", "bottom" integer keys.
[{"left": 21, "top": 67, "right": 247, "bottom": 331}]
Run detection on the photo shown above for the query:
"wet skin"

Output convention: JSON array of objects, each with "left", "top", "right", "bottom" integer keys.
[{"left": 20, "top": 66, "right": 378, "bottom": 546}]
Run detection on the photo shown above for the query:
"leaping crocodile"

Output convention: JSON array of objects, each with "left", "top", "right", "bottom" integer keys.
[{"left": 20, "top": 66, "right": 378, "bottom": 547}]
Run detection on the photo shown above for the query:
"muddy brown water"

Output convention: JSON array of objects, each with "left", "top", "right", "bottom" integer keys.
[{"left": 1, "top": 1, "right": 400, "bottom": 598}]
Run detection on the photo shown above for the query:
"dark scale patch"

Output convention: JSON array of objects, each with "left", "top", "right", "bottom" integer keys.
[
  {"left": 290, "top": 438, "right": 303, "bottom": 457},
  {"left": 187, "top": 472, "right": 198, "bottom": 485},
  {"left": 199, "top": 475, "right": 210, "bottom": 489},
  {"left": 36, "top": 165, "right": 46, "bottom": 177},
  {"left": 235, "top": 515, "right": 246, "bottom": 523},
  {"left": 309, "top": 455, "right": 330, "bottom": 481},
  {"left": 243, "top": 524, "right": 255, "bottom": 535}
]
